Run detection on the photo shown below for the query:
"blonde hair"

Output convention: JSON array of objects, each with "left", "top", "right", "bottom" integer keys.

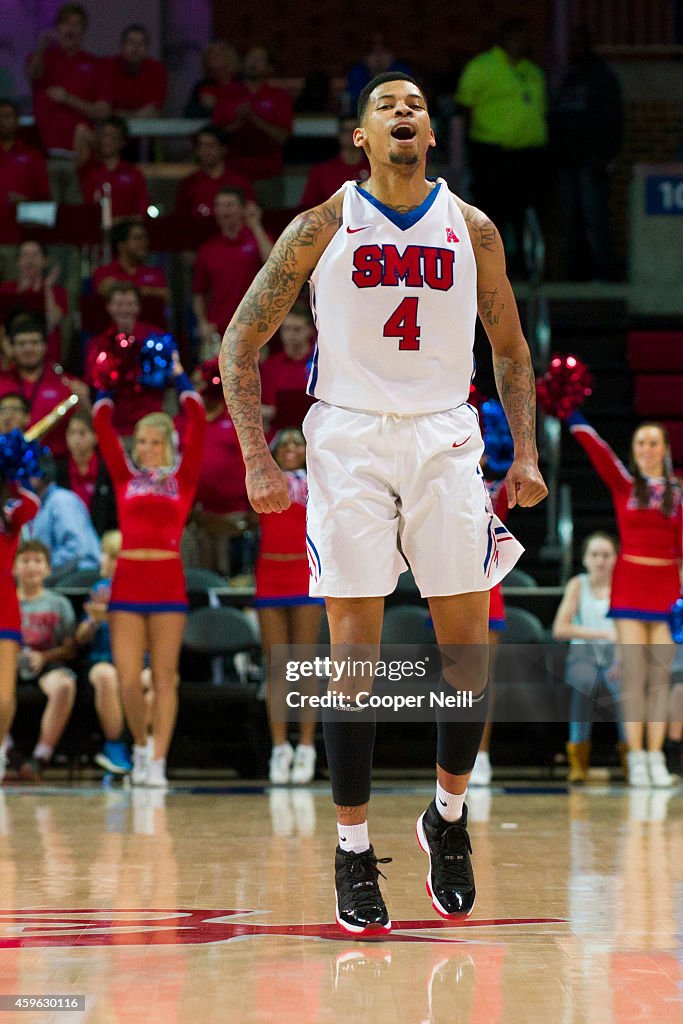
[
  {"left": 100, "top": 530, "right": 122, "bottom": 559},
  {"left": 133, "top": 412, "right": 176, "bottom": 469}
]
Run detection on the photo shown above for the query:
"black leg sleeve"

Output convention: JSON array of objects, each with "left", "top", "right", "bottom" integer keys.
[{"left": 322, "top": 704, "right": 376, "bottom": 807}]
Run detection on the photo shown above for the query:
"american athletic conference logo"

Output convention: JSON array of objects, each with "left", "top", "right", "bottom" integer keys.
[{"left": 0, "top": 909, "right": 565, "bottom": 947}]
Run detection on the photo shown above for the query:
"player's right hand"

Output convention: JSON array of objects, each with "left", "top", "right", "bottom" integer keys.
[{"left": 245, "top": 454, "right": 291, "bottom": 514}]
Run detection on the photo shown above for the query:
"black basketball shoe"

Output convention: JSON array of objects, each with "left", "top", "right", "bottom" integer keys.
[
  {"left": 334, "top": 845, "right": 392, "bottom": 938},
  {"left": 416, "top": 801, "right": 475, "bottom": 918}
]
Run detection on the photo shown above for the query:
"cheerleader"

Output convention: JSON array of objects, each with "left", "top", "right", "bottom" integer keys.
[
  {"left": 569, "top": 414, "right": 682, "bottom": 787},
  {"left": 93, "top": 354, "right": 206, "bottom": 788},
  {"left": 255, "top": 428, "right": 323, "bottom": 785},
  {"left": 0, "top": 477, "right": 40, "bottom": 780}
]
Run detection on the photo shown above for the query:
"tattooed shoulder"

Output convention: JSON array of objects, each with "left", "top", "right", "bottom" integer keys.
[
  {"left": 232, "top": 198, "right": 343, "bottom": 335},
  {"left": 456, "top": 197, "right": 499, "bottom": 253}
]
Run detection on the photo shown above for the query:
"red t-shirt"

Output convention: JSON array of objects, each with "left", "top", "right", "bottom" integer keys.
[
  {"left": 212, "top": 82, "right": 293, "bottom": 178},
  {"left": 194, "top": 409, "right": 248, "bottom": 514},
  {"left": 29, "top": 47, "right": 111, "bottom": 152},
  {"left": 174, "top": 168, "right": 256, "bottom": 221},
  {"left": 66, "top": 452, "right": 99, "bottom": 511},
  {"left": 260, "top": 349, "right": 313, "bottom": 406},
  {"left": 0, "top": 363, "right": 81, "bottom": 459},
  {"left": 107, "top": 55, "right": 168, "bottom": 113},
  {"left": 92, "top": 260, "right": 168, "bottom": 295},
  {"left": 84, "top": 320, "right": 164, "bottom": 436},
  {"left": 192, "top": 228, "right": 265, "bottom": 333},
  {"left": 78, "top": 158, "right": 149, "bottom": 219},
  {"left": 0, "top": 141, "right": 50, "bottom": 243},
  {"left": 300, "top": 156, "right": 370, "bottom": 209},
  {"left": 0, "top": 282, "right": 68, "bottom": 363}
]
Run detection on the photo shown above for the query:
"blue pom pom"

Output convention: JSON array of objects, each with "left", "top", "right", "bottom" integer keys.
[
  {"left": 481, "top": 399, "right": 514, "bottom": 476},
  {"left": 138, "top": 333, "right": 175, "bottom": 390},
  {"left": 671, "top": 597, "right": 683, "bottom": 644},
  {"left": 0, "top": 429, "right": 46, "bottom": 482}
]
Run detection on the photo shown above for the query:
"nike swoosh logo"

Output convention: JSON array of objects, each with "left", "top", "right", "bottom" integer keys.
[
  {"left": 452, "top": 435, "right": 472, "bottom": 448},
  {"left": 346, "top": 226, "right": 370, "bottom": 234},
  {"left": 438, "top": 799, "right": 448, "bottom": 807},
  {"left": 340, "top": 837, "right": 347, "bottom": 842}
]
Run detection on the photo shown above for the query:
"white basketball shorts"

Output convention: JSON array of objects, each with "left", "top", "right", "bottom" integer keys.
[{"left": 303, "top": 401, "right": 524, "bottom": 598}]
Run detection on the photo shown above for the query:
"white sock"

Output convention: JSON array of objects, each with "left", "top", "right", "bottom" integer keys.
[
  {"left": 435, "top": 782, "right": 466, "bottom": 823},
  {"left": 337, "top": 821, "right": 370, "bottom": 854},
  {"left": 33, "top": 742, "right": 53, "bottom": 762}
]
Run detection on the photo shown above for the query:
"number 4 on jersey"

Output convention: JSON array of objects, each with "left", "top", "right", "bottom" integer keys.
[{"left": 383, "top": 297, "right": 421, "bottom": 351}]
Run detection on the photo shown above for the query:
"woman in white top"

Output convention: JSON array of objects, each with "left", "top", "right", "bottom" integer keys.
[{"left": 553, "top": 532, "right": 624, "bottom": 784}]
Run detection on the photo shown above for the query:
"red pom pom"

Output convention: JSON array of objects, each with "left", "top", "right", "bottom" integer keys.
[
  {"left": 536, "top": 354, "right": 592, "bottom": 420},
  {"left": 91, "top": 332, "right": 141, "bottom": 393}
]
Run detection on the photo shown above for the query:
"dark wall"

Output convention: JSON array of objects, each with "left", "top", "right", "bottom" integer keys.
[{"left": 213, "top": 0, "right": 551, "bottom": 80}]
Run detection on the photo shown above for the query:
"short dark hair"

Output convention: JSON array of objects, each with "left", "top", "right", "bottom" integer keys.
[
  {"left": 0, "top": 98, "right": 19, "bottom": 116},
  {"left": 0, "top": 391, "right": 30, "bottom": 414},
  {"left": 357, "top": 71, "right": 425, "bottom": 123},
  {"left": 121, "top": 23, "right": 150, "bottom": 45},
  {"left": 111, "top": 218, "right": 145, "bottom": 253},
  {"left": 16, "top": 539, "right": 51, "bottom": 564},
  {"left": 285, "top": 303, "right": 313, "bottom": 324},
  {"left": 194, "top": 124, "right": 228, "bottom": 147},
  {"left": 104, "top": 280, "right": 141, "bottom": 303},
  {"left": 216, "top": 186, "right": 246, "bottom": 205},
  {"left": 100, "top": 115, "right": 129, "bottom": 142},
  {"left": 8, "top": 313, "right": 46, "bottom": 343},
  {"left": 581, "top": 531, "right": 618, "bottom": 558},
  {"left": 56, "top": 3, "right": 87, "bottom": 27}
]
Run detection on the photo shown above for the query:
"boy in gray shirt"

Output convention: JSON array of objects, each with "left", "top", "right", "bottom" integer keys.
[{"left": 12, "top": 540, "right": 77, "bottom": 780}]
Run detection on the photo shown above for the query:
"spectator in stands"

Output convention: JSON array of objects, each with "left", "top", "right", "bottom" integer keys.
[
  {"left": 345, "top": 33, "right": 413, "bottom": 111},
  {"left": 24, "top": 454, "right": 101, "bottom": 578},
  {"left": 0, "top": 240, "right": 68, "bottom": 363},
  {"left": 174, "top": 126, "right": 256, "bottom": 224},
  {"left": 192, "top": 188, "right": 273, "bottom": 358},
  {"left": 552, "top": 532, "right": 625, "bottom": 785},
  {"left": 75, "top": 116, "right": 150, "bottom": 221},
  {"left": 0, "top": 99, "right": 51, "bottom": 264},
  {"left": 75, "top": 530, "right": 142, "bottom": 776},
  {"left": 455, "top": 18, "right": 548, "bottom": 273},
  {"left": 300, "top": 117, "right": 370, "bottom": 208},
  {"left": 26, "top": 3, "right": 111, "bottom": 201},
  {"left": 184, "top": 40, "right": 240, "bottom": 119},
  {"left": 212, "top": 47, "right": 293, "bottom": 179},
  {"left": 0, "top": 392, "right": 30, "bottom": 434},
  {"left": 109, "top": 24, "right": 168, "bottom": 119},
  {"left": 12, "top": 539, "right": 78, "bottom": 779},
  {"left": 551, "top": 25, "right": 623, "bottom": 281},
  {"left": 260, "top": 304, "right": 315, "bottom": 433},
  {"left": 83, "top": 282, "right": 164, "bottom": 439},
  {"left": 185, "top": 357, "right": 252, "bottom": 577},
  {"left": 56, "top": 408, "right": 117, "bottom": 536},
  {"left": 92, "top": 220, "right": 168, "bottom": 301},
  {"left": 0, "top": 314, "right": 88, "bottom": 459}
]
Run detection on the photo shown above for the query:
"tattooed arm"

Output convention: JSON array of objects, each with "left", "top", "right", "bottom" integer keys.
[
  {"left": 457, "top": 198, "right": 548, "bottom": 509},
  {"left": 219, "top": 195, "right": 343, "bottom": 513}
]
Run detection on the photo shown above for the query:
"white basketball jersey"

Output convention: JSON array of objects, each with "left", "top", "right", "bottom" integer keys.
[{"left": 307, "top": 178, "right": 477, "bottom": 414}]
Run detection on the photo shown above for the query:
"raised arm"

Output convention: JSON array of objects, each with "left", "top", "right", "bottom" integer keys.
[
  {"left": 567, "top": 412, "right": 632, "bottom": 497},
  {"left": 458, "top": 199, "right": 547, "bottom": 509},
  {"left": 218, "top": 195, "right": 343, "bottom": 513},
  {"left": 92, "top": 398, "right": 131, "bottom": 484}
]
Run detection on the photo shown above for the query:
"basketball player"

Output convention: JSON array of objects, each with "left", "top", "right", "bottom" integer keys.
[{"left": 220, "top": 72, "right": 547, "bottom": 938}]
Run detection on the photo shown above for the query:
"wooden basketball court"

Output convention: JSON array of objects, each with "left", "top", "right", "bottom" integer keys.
[{"left": 0, "top": 781, "right": 680, "bottom": 1023}]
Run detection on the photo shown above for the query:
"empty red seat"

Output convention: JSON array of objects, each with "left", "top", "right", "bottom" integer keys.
[
  {"left": 634, "top": 375, "right": 683, "bottom": 418},
  {"left": 628, "top": 331, "right": 683, "bottom": 372}
]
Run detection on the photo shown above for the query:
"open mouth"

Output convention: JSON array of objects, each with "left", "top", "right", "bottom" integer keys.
[{"left": 391, "top": 124, "right": 416, "bottom": 141}]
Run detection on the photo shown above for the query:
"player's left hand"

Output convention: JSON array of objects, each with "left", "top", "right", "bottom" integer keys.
[{"left": 504, "top": 458, "right": 548, "bottom": 508}]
